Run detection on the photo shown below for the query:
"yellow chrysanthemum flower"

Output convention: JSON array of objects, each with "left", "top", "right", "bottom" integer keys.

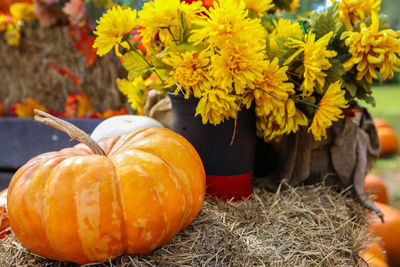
[
  {"left": 244, "top": 58, "right": 294, "bottom": 113},
  {"left": 163, "top": 50, "right": 211, "bottom": 99},
  {"left": 242, "top": 58, "right": 307, "bottom": 141},
  {"left": 117, "top": 77, "right": 151, "bottom": 115},
  {"left": 285, "top": 31, "right": 337, "bottom": 96},
  {"left": 309, "top": 81, "right": 349, "bottom": 141},
  {"left": 5, "top": 23, "right": 21, "bottom": 46},
  {"left": 269, "top": 18, "right": 303, "bottom": 50},
  {"left": 240, "top": 0, "right": 274, "bottom": 17},
  {"left": 256, "top": 99, "right": 308, "bottom": 141},
  {"left": 138, "top": 0, "right": 203, "bottom": 49},
  {"left": 195, "top": 88, "right": 238, "bottom": 126},
  {"left": 337, "top": 0, "right": 381, "bottom": 30},
  {"left": 10, "top": 3, "right": 35, "bottom": 22},
  {"left": 342, "top": 12, "right": 400, "bottom": 83},
  {"left": 93, "top": 5, "right": 137, "bottom": 57},
  {"left": 189, "top": 0, "right": 267, "bottom": 49},
  {"left": 210, "top": 42, "right": 265, "bottom": 94}
]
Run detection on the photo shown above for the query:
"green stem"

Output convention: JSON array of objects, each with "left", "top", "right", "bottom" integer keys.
[
  {"left": 300, "top": 20, "right": 308, "bottom": 35},
  {"left": 164, "top": 27, "right": 179, "bottom": 46},
  {"left": 255, "top": 87, "right": 280, "bottom": 100},
  {"left": 292, "top": 97, "right": 318, "bottom": 108}
]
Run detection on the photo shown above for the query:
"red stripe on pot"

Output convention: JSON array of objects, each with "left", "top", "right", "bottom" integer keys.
[{"left": 206, "top": 172, "right": 253, "bottom": 201}]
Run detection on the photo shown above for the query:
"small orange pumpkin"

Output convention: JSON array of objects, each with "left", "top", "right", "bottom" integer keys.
[
  {"left": 377, "top": 127, "right": 399, "bottom": 156},
  {"left": 7, "top": 111, "right": 206, "bottom": 264},
  {"left": 369, "top": 202, "right": 400, "bottom": 266},
  {"left": 364, "top": 174, "right": 389, "bottom": 204},
  {"left": 374, "top": 118, "right": 392, "bottom": 129}
]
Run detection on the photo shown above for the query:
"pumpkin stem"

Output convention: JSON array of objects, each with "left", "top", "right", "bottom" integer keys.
[{"left": 34, "top": 109, "right": 106, "bottom": 156}]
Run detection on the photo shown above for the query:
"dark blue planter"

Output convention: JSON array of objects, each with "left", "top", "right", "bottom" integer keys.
[
  {"left": 168, "top": 93, "right": 256, "bottom": 201},
  {"left": 0, "top": 118, "right": 102, "bottom": 189}
]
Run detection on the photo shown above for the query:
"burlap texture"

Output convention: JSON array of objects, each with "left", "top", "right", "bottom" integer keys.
[
  {"left": 143, "top": 89, "right": 173, "bottom": 129},
  {"left": 262, "top": 106, "right": 382, "bottom": 217}
]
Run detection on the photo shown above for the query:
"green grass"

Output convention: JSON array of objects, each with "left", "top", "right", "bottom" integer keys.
[{"left": 367, "top": 84, "right": 400, "bottom": 134}]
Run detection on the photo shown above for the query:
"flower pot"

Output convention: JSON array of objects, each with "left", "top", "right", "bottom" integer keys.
[{"left": 168, "top": 92, "right": 256, "bottom": 200}]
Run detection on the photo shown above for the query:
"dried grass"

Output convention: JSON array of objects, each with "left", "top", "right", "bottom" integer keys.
[
  {"left": 0, "top": 24, "right": 127, "bottom": 115},
  {"left": 0, "top": 179, "right": 376, "bottom": 266}
]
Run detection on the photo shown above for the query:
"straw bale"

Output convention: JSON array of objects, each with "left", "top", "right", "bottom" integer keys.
[
  {"left": 0, "top": 179, "right": 376, "bottom": 266},
  {"left": 0, "top": 24, "right": 127, "bottom": 115}
]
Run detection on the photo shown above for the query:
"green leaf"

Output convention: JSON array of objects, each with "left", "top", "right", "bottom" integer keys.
[
  {"left": 343, "top": 81, "right": 357, "bottom": 97},
  {"left": 122, "top": 51, "right": 152, "bottom": 80},
  {"left": 310, "top": 2, "right": 339, "bottom": 39},
  {"left": 324, "top": 59, "right": 345, "bottom": 87}
]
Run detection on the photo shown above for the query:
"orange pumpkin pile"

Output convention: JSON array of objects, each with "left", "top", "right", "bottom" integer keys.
[
  {"left": 374, "top": 118, "right": 399, "bottom": 157},
  {"left": 363, "top": 173, "right": 400, "bottom": 267},
  {"left": 7, "top": 111, "right": 206, "bottom": 264}
]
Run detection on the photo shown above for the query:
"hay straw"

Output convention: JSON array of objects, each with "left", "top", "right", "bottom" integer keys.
[
  {"left": 0, "top": 179, "right": 376, "bottom": 266},
  {"left": 0, "top": 24, "right": 127, "bottom": 115}
]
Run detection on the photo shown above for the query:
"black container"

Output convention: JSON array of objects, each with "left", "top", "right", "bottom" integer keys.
[{"left": 169, "top": 93, "right": 256, "bottom": 200}]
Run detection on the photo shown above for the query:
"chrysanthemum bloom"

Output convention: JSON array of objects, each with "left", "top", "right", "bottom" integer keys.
[
  {"left": 256, "top": 99, "right": 308, "bottom": 141},
  {"left": 269, "top": 19, "right": 303, "bottom": 50},
  {"left": 10, "top": 3, "right": 35, "bottom": 22},
  {"left": 93, "top": 6, "right": 137, "bottom": 57},
  {"left": 195, "top": 88, "right": 238, "bottom": 125},
  {"left": 117, "top": 77, "right": 150, "bottom": 115},
  {"left": 337, "top": 0, "right": 381, "bottom": 30},
  {"left": 189, "top": 0, "right": 267, "bottom": 49},
  {"left": 163, "top": 51, "right": 211, "bottom": 98},
  {"left": 309, "top": 81, "right": 349, "bottom": 141},
  {"left": 240, "top": 0, "right": 274, "bottom": 17},
  {"left": 244, "top": 58, "right": 294, "bottom": 114},
  {"left": 342, "top": 12, "right": 400, "bottom": 83},
  {"left": 210, "top": 42, "right": 265, "bottom": 94},
  {"left": 243, "top": 58, "right": 307, "bottom": 141},
  {"left": 138, "top": 0, "right": 203, "bottom": 49},
  {"left": 285, "top": 31, "right": 337, "bottom": 96}
]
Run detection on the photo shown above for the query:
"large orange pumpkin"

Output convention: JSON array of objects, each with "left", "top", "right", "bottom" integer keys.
[
  {"left": 7, "top": 111, "right": 206, "bottom": 264},
  {"left": 369, "top": 202, "right": 400, "bottom": 266},
  {"left": 364, "top": 174, "right": 389, "bottom": 204}
]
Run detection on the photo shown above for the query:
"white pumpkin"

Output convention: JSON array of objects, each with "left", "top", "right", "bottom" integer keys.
[{"left": 90, "top": 115, "right": 163, "bottom": 141}]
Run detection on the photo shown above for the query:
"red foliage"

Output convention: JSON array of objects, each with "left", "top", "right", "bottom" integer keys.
[
  {"left": 69, "top": 25, "right": 97, "bottom": 67},
  {"left": 49, "top": 64, "right": 81, "bottom": 87}
]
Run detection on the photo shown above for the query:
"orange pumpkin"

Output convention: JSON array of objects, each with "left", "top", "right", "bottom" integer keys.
[
  {"left": 374, "top": 118, "right": 392, "bottom": 129},
  {"left": 369, "top": 202, "right": 400, "bottom": 266},
  {"left": 377, "top": 127, "right": 399, "bottom": 156},
  {"left": 0, "top": 0, "right": 32, "bottom": 13},
  {"left": 7, "top": 111, "right": 206, "bottom": 264},
  {"left": 364, "top": 174, "right": 389, "bottom": 204},
  {"left": 359, "top": 241, "right": 388, "bottom": 267}
]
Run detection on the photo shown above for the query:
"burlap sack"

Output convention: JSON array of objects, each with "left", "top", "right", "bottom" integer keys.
[
  {"left": 258, "top": 105, "right": 382, "bottom": 217},
  {"left": 143, "top": 90, "right": 173, "bottom": 129}
]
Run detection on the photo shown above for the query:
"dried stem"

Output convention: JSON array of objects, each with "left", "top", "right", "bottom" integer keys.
[{"left": 34, "top": 109, "right": 106, "bottom": 156}]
